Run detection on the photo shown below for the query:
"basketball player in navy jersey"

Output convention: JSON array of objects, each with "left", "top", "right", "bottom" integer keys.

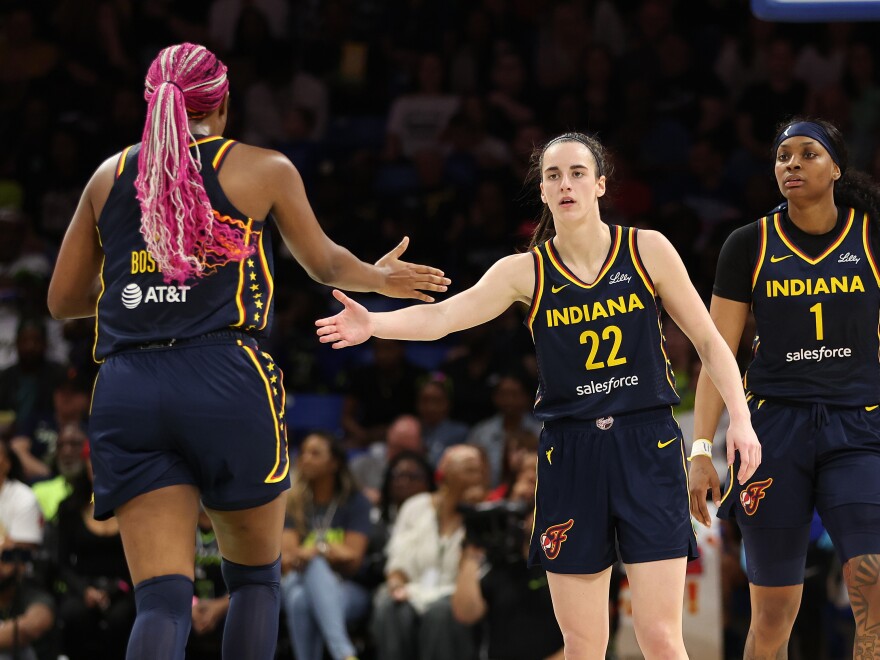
[
  {"left": 316, "top": 132, "right": 761, "bottom": 658},
  {"left": 46, "top": 43, "right": 449, "bottom": 660},
  {"left": 689, "top": 117, "right": 880, "bottom": 659}
]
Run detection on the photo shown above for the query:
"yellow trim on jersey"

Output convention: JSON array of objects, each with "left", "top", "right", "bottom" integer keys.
[
  {"left": 116, "top": 145, "right": 134, "bottom": 178},
  {"left": 718, "top": 464, "right": 735, "bottom": 506},
  {"left": 775, "top": 207, "right": 855, "bottom": 265},
  {"left": 862, "top": 212, "right": 880, "bottom": 287},
  {"left": 546, "top": 225, "right": 621, "bottom": 288},
  {"left": 526, "top": 247, "right": 545, "bottom": 334},
  {"left": 212, "top": 139, "right": 236, "bottom": 169},
  {"left": 242, "top": 345, "right": 288, "bottom": 483},
  {"left": 232, "top": 220, "right": 255, "bottom": 327},
  {"left": 751, "top": 216, "right": 769, "bottom": 290},
  {"left": 529, "top": 456, "right": 539, "bottom": 545},
  {"left": 88, "top": 372, "right": 100, "bottom": 417},
  {"left": 189, "top": 136, "right": 224, "bottom": 147},
  {"left": 92, "top": 226, "right": 106, "bottom": 364},
  {"left": 257, "top": 230, "right": 274, "bottom": 331},
  {"left": 628, "top": 227, "right": 654, "bottom": 295}
]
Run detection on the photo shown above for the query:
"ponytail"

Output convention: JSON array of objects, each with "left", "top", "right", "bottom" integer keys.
[{"left": 136, "top": 42, "right": 253, "bottom": 285}]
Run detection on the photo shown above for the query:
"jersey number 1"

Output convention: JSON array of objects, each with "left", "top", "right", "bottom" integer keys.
[
  {"left": 579, "top": 325, "right": 627, "bottom": 370},
  {"left": 809, "top": 302, "right": 824, "bottom": 341}
]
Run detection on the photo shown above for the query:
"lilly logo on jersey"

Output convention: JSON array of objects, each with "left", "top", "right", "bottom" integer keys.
[
  {"left": 540, "top": 519, "right": 574, "bottom": 560},
  {"left": 608, "top": 271, "right": 632, "bottom": 285},
  {"left": 740, "top": 478, "right": 773, "bottom": 516},
  {"left": 121, "top": 283, "right": 191, "bottom": 309},
  {"left": 838, "top": 252, "right": 860, "bottom": 265}
]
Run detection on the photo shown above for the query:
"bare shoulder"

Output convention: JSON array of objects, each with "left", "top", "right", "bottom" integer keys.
[
  {"left": 217, "top": 143, "right": 302, "bottom": 219},
  {"left": 88, "top": 153, "right": 126, "bottom": 216},
  {"left": 487, "top": 252, "right": 537, "bottom": 303},
  {"left": 224, "top": 143, "right": 299, "bottom": 182},
  {"left": 633, "top": 228, "right": 674, "bottom": 255}
]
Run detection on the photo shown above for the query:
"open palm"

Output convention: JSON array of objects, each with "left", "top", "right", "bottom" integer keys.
[{"left": 315, "top": 289, "right": 373, "bottom": 348}]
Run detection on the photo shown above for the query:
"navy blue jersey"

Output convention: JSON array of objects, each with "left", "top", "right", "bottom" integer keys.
[
  {"left": 94, "top": 137, "right": 275, "bottom": 360},
  {"left": 526, "top": 225, "right": 679, "bottom": 421},
  {"left": 745, "top": 209, "right": 880, "bottom": 405}
]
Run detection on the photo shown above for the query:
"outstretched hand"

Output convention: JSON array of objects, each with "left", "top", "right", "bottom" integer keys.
[
  {"left": 376, "top": 236, "right": 450, "bottom": 302},
  {"left": 315, "top": 289, "right": 373, "bottom": 348}
]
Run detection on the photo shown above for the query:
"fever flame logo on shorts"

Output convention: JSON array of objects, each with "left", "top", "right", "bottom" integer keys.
[
  {"left": 540, "top": 519, "right": 574, "bottom": 560},
  {"left": 740, "top": 478, "right": 773, "bottom": 516}
]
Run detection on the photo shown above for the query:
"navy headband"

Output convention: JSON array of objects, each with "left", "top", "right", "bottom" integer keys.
[
  {"left": 544, "top": 134, "right": 604, "bottom": 177},
  {"left": 772, "top": 121, "right": 841, "bottom": 168}
]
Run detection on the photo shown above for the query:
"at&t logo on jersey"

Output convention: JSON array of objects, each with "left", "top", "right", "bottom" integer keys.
[
  {"left": 540, "top": 519, "right": 574, "bottom": 560},
  {"left": 121, "top": 283, "right": 191, "bottom": 309},
  {"left": 740, "top": 478, "right": 773, "bottom": 516}
]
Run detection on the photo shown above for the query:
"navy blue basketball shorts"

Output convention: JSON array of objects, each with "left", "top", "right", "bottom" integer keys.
[
  {"left": 89, "top": 332, "right": 290, "bottom": 521},
  {"left": 528, "top": 407, "right": 698, "bottom": 575},
  {"left": 718, "top": 397, "right": 880, "bottom": 586}
]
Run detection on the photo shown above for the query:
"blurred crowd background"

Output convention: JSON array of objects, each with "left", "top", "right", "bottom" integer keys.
[{"left": 0, "top": 0, "right": 875, "bottom": 658}]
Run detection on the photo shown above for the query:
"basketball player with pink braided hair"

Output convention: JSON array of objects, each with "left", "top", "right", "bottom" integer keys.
[{"left": 48, "top": 42, "right": 449, "bottom": 660}]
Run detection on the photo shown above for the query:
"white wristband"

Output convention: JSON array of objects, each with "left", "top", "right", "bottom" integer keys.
[{"left": 688, "top": 439, "right": 713, "bottom": 461}]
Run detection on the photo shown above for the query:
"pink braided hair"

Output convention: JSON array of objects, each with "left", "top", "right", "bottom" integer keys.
[{"left": 136, "top": 42, "right": 253, "bottom": 285}]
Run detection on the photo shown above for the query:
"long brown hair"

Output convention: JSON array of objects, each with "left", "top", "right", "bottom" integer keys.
[
  {"left": 286, "top": 431, "right": 358, "bottom": 537},
  {"left": 526, "top": 132, "right": 613, "bottom": 249}
]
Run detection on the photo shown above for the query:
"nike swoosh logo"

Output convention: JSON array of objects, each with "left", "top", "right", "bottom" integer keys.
[
  {"left": 657, "top": 438, "right": 677, "bottom": 448},
  {"left": 770, "top": 254, "right": 793, "bottom": 263},
  {"left": 551, "top": 284, "right": 571, "bottom": 294},
  {"left": 867, "top": 405, "right": 879, "bottom": 411}
]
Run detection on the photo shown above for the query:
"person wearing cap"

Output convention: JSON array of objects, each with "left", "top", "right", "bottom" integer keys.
[{"left": 689, "top": 117, "right": 880, "bottom": 658}]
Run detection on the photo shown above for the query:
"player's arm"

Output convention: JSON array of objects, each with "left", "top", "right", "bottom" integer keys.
[
  {"left": 47, "top": 156, "right": 116, "bottom": 320},
  {"left": 688, "top": 295, "right": 750, "bottom": 524},
  {"left": 264, "top": 151, "right": 449, "bottom": 302},
  {"left": 637, "top": 231, "right": 760, "bottom": 484},
  {"left": 316, "top": 252, "right": 534, "bottom": 347}
]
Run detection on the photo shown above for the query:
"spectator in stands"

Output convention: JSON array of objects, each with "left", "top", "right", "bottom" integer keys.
[
  {"left": 350, "top": 413, "right": 424, "bottom": 504},
  {"left": 451, "top": 507, "right": 564, "bottom": 660},
  {"left": 415, "top": 373, "right": 469, "bottom": 467},
  {"left": 0, "top": 319, "right": 66, "bottom": 448},
  {"left": 187, "top": 508, "right": 229, "bottom": 660},
  {"left": 281, "top": 431, "right": 372, "bottom": 660},
  {"left": 0, "top": 538, "right": 55, "bottom": 660},
  {"left": 485, "top": 429, "right": 538, "bottom": 501},
  {"left": 370, "top": 444, "right": 485, "bottom": 660},
  {"left": 32, "top": 423, "right": 87, "bottom": 523},
  {"left": 0, "top": 440, "right": 41, "bottom": 550},
  {"left": 384, "top": 52, "right": 460, "bottom": 162},
  {"left": 54, "top": 444, "right": 134, "bottom": 660},
  {"left": 341, "top": 338, "right": 426, "bottom": 448},
  {"left": 468, "top": 371, "right": 542, "bottom": 488}
]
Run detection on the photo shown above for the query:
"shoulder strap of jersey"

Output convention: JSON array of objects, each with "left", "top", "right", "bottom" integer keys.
[
  {"left": 861, "top": 210, "right": 880, "bottom": 287},
  {"left": 210, "top": 139, "right": 238, "bottom": 172},
  {"left": 114, "top": 144, "right": 137, "bottom": 180},
  {"left": 627, "top": 226, "right": 656, "bottom": 296},
  {"left": 751, "top": 216, "right": 770, "bottom": 291},
  {"left": 526, "top": 244, "right": 546, "bottom": 335}
]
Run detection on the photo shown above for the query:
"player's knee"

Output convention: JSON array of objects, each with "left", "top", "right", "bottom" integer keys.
[
  {"left": 221, "top": 556, "right": 281, "bottom": 596},
  {"left": 632, "top": 619, "right": 683, "bottom": 658},
  {"left": 558, "top": 625, "right": 609, "bottom": 657},
  {"left": 751, "top": 592, "right": 799, "bottom": 637},
  {"left": 134, "top": 574, "right": 193, "bottom": 615},
  {"left": 844, "top": 554, "right": 880, "bottom": 604}
]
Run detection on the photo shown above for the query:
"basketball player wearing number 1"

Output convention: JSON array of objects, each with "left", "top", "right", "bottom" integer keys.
[
  {"left": 317, "top": 132, "right": 761, "bottom": 658},
  {"left": 689, "top": 117, "right": 880, "bottom": 659}
]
